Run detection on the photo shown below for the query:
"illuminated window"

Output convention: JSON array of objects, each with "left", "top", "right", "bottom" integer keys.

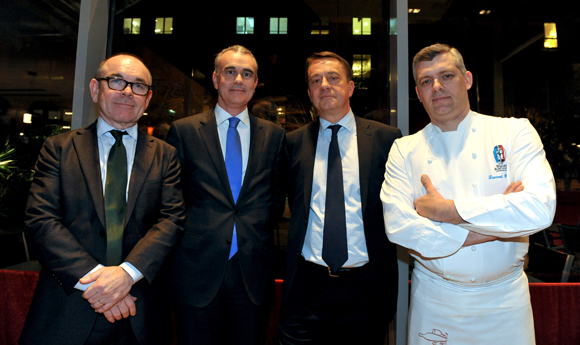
[
  {"left": 155, "top": 17, "right": 173, "bottom": 34},
  {"left": 270, "top": 17, "right": 288, "bottom": 34},
  {"left": 237, "top": 17, "right": 255, "bottom": 34},
  {"left": 123, "top": 18, "right": 141, "bottom": 35},
  {"left": 544, "top": 23, "right": 558, "bottom": 49},
  {"left": 353, "top": 18, "right": 371, "bottom": 35},
  {"left": 311, "top": 18, "right": 329, "bottom": 35},
  {"left": 353, "top": 54, "right": 371, "bottom": 89}
]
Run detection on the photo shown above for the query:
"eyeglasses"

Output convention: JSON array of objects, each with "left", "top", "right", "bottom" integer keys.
[{"left": 97, "top": 77, "right": 152, "bottom": 96}]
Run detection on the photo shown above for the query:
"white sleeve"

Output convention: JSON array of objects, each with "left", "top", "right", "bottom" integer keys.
[
  {"left": 455, "top": 119, "right": 556, "bottom": 237},
  {"left": 381, "top": 139, "right": 469, "bottom": 259}
]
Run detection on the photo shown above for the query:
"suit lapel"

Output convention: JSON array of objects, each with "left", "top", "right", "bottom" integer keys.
[
  {"left": 238, "top": 114, "right": 264, "bottom": 203},
  {"left": 126, "top": 130, "right": 155, "bottom": 225},
  {"left": 72, "top": 122, "right": 106, "bottom": 229},
  {"left": 198, "top": 110, "right": 235, "bottom": 204},
  {"left": 302, "top": 121, "right": 319, "bottom": 217},
  {"left": 356, "top": 117, "right": 373, "bottom": 217}
]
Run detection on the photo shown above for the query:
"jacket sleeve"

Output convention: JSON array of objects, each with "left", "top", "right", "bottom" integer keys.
[
  {"left": 454, "top": 119, "right": 556, "bottom": 237},
  {"left": 381, "top": 138, "right": 469, "bottom": 259}
]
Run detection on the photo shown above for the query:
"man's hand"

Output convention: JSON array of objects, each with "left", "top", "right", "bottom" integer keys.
[
  {"left": 102, "top": 294, "right": 137, "bottom": 323},
  {"left": 503, "top": 181, "right": 524, "bottom": 194},
  {"left": 80, "top": 266, "right": 134, "bottom": 313},
  {"left": 414, "top": 174, "right": 464, "bottom": 225}
]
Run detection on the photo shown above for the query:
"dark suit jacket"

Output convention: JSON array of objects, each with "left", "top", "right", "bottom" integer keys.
[
  {"left": 20, "top": 121, "right": 185, "bottom": 345},
  {"left": 166, "top": 109, "right": 286, "bottom": 307},
  {"left": 282, "top": 116, "right": 401, "bottom": 318}
]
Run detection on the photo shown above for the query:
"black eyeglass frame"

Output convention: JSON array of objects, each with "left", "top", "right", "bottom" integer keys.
[{"left": 96, "top": 77, "right": 152, "bottom": 96}]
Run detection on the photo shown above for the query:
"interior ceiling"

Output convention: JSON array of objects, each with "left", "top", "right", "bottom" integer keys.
[{"left": 408, "top": 0, "right": 454, "bottom": 24}]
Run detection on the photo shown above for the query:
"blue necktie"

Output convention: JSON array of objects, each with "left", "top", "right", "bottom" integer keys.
[
  {"left": 322, "top": 125, "right": 348, "bottom": 272},
  {"left": 225, "top": 117, "right": 242, "bottom": 259}
]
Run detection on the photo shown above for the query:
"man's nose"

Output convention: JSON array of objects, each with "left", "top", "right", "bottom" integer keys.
[
  {"left": 320, "top": 77, "right": 330, "bottom": 89},
  {"left": 234, "top": 73, "right": 243, "bottom": 84},
  {"left": 432, "top": 78, "right": 444, "bottom": 91}
]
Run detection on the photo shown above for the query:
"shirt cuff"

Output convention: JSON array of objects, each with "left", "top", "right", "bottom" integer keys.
[
  {"left": 120, "top": 262, "right": 143, "bottom": 284},
  {"left": 74, "top": 264, "right": 104, "bottom": 291}
]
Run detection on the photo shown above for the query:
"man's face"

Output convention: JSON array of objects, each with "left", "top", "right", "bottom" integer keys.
[
  {"left": 415, "top": 52, "right": 473, "bottom": 131},
  {"left": 212, "top": 50, "right": 258, "bottom": 115},
  {"left": 89, "top": 55, "right": 152, "bottom": 130},
  {"left": 307, "top": 58, "right": 354, "bottom": 122}
]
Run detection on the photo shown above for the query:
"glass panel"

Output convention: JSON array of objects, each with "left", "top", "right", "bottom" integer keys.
[
  {"left": 362, "top": 18, "right": 371, "bottom": 35},
  {"left": 245, "top": 17, "right": 254, "bottom": 34},
  {"left": 0, "top": 0, "right": 79, "bottom": 239},
  {"left": 155, "top": 18, "right": 164, "bottom": 34},
  {"left": 280, "top": 18, "right": 288, "bottom": 34},
  {"left": 132, "top": 18, "right": 141, "bottom": 34},
  {"left": 236, "top": 17, "right": 245, "bottom": 34},
  {"left": 124, "top": 18, "right": 132, "bottom": 34},
  {"left": 164, "top": 17, "right": 173, "bottom": 34},
  {"left": 353, "top": 18, "right": 362, "bottom": 35},
  {"left": 270, "top": 18, "right": 279, "bottom": 34}
]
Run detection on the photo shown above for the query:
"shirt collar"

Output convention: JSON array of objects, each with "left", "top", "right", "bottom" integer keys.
[
  {"left": 215, "top": 104, "right": 250, "bottom": 129},
  {"left": 318, "top": 108, "right": 355, "bottom": 135},
  {"left": 428, "top": 110, "right": 474, "bottom": 135},
  {"left": 97, "top": 117, "right": 138, "bottom": 140}
]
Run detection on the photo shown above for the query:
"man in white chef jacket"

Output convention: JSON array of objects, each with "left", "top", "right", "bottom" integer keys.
[{"left": 381, "top": 43, "right": 556, "bottom": 344}]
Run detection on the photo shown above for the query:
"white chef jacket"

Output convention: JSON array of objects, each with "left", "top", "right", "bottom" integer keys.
[{"left": 380, "top": 111, "right": 556, "bottom": 344}]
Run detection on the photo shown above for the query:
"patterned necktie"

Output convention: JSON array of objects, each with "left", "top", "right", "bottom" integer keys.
[
  {"left": 105, "top": 130, "right": 128, "bottom": 266},
  {"left": 322, "top": 125, "right": 348, "bottom": 272},
  {"left": 225, "top": 117, "right": 242, "bottom": 259}
]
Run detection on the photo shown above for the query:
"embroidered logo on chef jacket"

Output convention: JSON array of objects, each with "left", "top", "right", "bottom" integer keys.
[
  {"left": 418, "top": 329, "right": 448, "bottom": 344},
  {"left": 493, "top": 145, "right": 507, "bottom": 173}
]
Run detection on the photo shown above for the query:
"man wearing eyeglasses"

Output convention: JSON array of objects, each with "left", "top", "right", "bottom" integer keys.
[
  {"left": 20, "top": 53, "right": 185, "bottom": 345},
  {"left": 166, "top": 45, "right": 286, "bottom": 345}
]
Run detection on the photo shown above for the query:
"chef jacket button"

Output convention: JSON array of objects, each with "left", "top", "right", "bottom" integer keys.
[
  {"left": 471, "top": 246, "right": 477, "bottom": 251},
  {"left": 472, "top": 127, "right": 476, "bottom": 132},
  {"left": 472, "top": 182, "right": 477, "bottom": 188},
  {"left": 445, "top": 275, "right": 452, "bottom": 280},
  {"left": 472, "top": 153, "right": 477, "bottom": 159},
  {"left": 471, "top": 277, "right": 476, "bottom": 283}
]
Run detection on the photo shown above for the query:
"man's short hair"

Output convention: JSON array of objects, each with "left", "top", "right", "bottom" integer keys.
[
  {"left": 305, "top": 51, "right": 353, "bottom": 87},
  {"left": 214, "top": 45, "right": 258, "bottom": 78},
  {"left": 95, "top": 53, "right": 152, "bottom": 84},
  {"left": 412, "top": 43, "right": 467, "bottom": 83}
]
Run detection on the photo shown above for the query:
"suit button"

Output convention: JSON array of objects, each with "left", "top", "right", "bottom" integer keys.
[
  {"left": 99, "top": 230, "right": 106, "bottom": 237},
  {"left": 226, "top": 240, "right": 232, "bottom": 245},
  {"left": 234, "top": 209, "right": 239, "bottom": 214}
]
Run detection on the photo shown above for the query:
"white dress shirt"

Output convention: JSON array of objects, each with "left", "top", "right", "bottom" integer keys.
[
  {"left": 302, "top": 110, "right": 369, "bottom": 268},
  {"left": 214, "top": 104, "right": 251, "bottom": 181}
]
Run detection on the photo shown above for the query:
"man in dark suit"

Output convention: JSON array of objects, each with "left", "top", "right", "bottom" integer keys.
[
  {"left": 20, "top": 54, "right": 185, "bottom": 345},
  {"left": 166, "top": 45, "right": 286, "bottom": 345},
  {"left": 278, "top": 52, "right": 401, "bottom": 344}
]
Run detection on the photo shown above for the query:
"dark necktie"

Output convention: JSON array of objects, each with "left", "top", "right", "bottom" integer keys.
[
  {"left": 105, "top": 130, "right": 128, "bottom": 266},
  {"left": 322, "top": 125, "right": 348, "bottom": 272},
  {"left": 225, "top": 117, "right": 242, "bottom": 259}
]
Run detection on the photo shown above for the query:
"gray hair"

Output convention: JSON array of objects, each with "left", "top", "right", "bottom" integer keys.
[
  {"left": 412, "top": 43, "right": 467, "bottom": 83},
  {"left": 214, "top": 45, "right": 258, "bottom": 78}
]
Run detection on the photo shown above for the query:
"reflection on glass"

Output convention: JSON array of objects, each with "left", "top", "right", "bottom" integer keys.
[
  {"left": 352, "top": 18, "right": 371, "bottom": 35},
  {"left": 124, "top": 18, "right": 141, "bottom": 35},
  {"left": 544, "top": 23, "right": 557, "bottom": 49},
  {"left": 236, "top": 17, "right": 254, "bottom": 34},
  {"left": 270, "top": 17, "right": 288, "bottom": 35},
  {"left": 155, "top": 17, "right": 173, "bottom": 34}
]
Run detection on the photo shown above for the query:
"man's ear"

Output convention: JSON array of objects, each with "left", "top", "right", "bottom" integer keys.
[
  {"left": 464, "top": 71, "right": 473, "bottom": 91},
  {"left": 89, "top": 79, "right": 99, "bottom": 103}
]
